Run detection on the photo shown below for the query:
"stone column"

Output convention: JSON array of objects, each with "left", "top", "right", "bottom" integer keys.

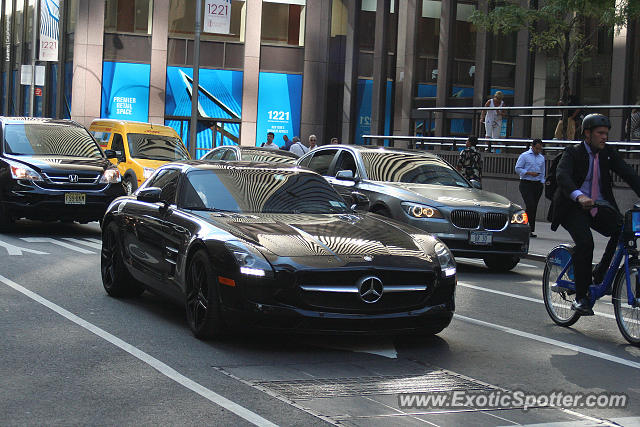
[
  {"left": 392, "top": 0, "right": 417, "bottom": 146},
  {"left": 300, "top": 0, "right": 331, "bottom": 144},
  {"left": 149, "top": 0, "right": 169, "bottom": 125},
  {"left": 341, "top": 0, "right": 360, "bottom": 144},
  {"left": 435, "top": 0, "right": 456, "bottom": 136},
  {"left": 70, "top": 0, "right": 104, "bottom": 127},
  {"left": 240, "top": 0, "right": 262, "bottom": 146},
  {"left": 609, "top": 20, "right": 630, "bottom": 140},
  {"left": 370, "top": 0, "right": 391, "bottom": 137}
]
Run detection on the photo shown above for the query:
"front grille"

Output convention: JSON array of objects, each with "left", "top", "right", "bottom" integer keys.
[
  {"left": 450, "top": 210, "right": 480, "bottom": 229},
  {"left": 43, "top": 172, "right": 100, "bottom": 185},
  {"left": 482, "top": 212, "right": 508, "bottom": 230}
]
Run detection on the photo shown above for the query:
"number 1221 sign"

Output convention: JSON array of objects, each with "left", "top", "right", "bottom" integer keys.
[{"left": 204, "top": 0, "right": 231, "bottom": 35}]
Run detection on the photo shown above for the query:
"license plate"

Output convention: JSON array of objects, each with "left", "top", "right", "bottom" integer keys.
[
  {"left": 469, "top": 231, "right": 492, "bottom": 245},
  {"left": 65, "top": 193, "right": 86, "bottom": 205}
]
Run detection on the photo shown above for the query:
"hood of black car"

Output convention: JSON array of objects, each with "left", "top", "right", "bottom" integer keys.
[
  {"left": 208, "top": 212, "right": 432, "bottom": 260},
  {"left": 384, "top": 182, "right": 511, "bottom": 208},
  {"left": 7, "top": 155, "right": 111, "bottom": 174}
]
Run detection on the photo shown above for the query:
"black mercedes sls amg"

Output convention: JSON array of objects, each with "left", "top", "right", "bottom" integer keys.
[{"left": 101, "top": 161, "right": 456, "bottom": 339}]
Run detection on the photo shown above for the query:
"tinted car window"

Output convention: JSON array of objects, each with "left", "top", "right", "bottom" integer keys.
[
  {"left": 181, "top": 169, "right": 349, "bottom": 214},
  {"left": 361, "top": 152, "right": 470, "bottom": 187},
  {"left": 148, "top": 168, "right": 181, "bottom": 203},
  {"left": 112, "top": 133, "right": 125, "bottom": 153},
  {"left": 334, "top": 151, "right": 358, "bottom": 177},
  {"left": 306, "top": 150, "right": 338, "bottom": 175},
  {"left": 202, "top": 148, "right": 225, "bottom": 160},
  {"left": 127, "top": 133, "right": 189, "bottom": 161},
  {"left": 3, "top": 124, "right": 103, "bottom": 158},
  {"left": 242, "top": 149, "right": 297, "bottom": 164}
]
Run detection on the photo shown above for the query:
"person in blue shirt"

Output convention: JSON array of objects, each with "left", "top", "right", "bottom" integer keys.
[{"left": 515, "top": 139, "right": 545, "bottom": 237}]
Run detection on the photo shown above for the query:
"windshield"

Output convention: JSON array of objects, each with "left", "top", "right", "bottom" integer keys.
[
  {"left": 3, "top": 124, "right": 103, "bottom": 158},
  {"left": 127, "top": 133, "right": 189, "bottom": 161},
  {"left": 361, "top": 152, "right": 470, "bottom": 187},
  {"left": 181, "top": 169, "right": 350, "bottom": 214},
  {"left": 243, "top": 150, "right": 297, "bottom": 164}
]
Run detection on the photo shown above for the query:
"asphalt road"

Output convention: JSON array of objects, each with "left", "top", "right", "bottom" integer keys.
[{"left": 1, "top": 221, "right": 638, "bottom": 426}]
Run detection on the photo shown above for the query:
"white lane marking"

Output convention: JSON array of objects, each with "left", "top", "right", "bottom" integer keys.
[
  {"left": 83, "top": 238, "right": 102, "bottom": 244},
  {"left": 21, "top": 237, "right": 95, "bottom": 254},
  {"left": 62, "top": 238, "right": 102, "bottom": 250},
  {"left": 0, "top": 239, "right": 49, "bottom": 256},
  {"left": 457, "top": 282, "right": 616, "bottom": 320},
  {"left": 0, "top": 274, "right": 277, "bottom": 427},
  {"left": 454, "top": 314, "right": 640, "bottom": 370}
]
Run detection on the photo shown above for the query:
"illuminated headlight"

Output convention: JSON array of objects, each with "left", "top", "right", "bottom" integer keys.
[
  {"left": 434, "top": 241, "right": 456, "bottom": 277},
  {"left": 143, "top": 167, "right": 155, "bottom": 179},
  {"left": 100, "top": 168, "right": 121, "bottom": 183},
  {"left": 401, "top": 202, "right": 444, "bottom": 219},
  {"left": 8, "top": 161, "right": 43, "bottom": 181},
  {"left": 511, "top": 210, "right": 529, "bottom": 224},
  {"left": 225, "top": 240, "right": 273, "bottom": 277}
]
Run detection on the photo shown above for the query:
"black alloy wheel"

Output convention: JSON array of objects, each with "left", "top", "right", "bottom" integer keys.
[
  {"left": 185, "top": 249, "right": 226, "bottom": 339},
  {"left": 101, "top": 221, "right": 145, "bottom": 298},
  {"left": 124, "top": 176, "right": 137, "bottom": 195}
]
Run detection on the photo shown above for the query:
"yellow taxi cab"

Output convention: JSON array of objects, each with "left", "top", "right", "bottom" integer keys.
[{"left": 88, "top": 119, "right": 190, "bottom": 195}]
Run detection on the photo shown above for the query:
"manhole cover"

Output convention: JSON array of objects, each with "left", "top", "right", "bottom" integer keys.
[{"left": 253, "top": 371, "right": 497, "bottom": 400}]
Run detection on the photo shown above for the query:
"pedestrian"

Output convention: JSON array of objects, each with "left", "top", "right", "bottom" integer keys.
[
  {"left": 480, "top": 91, "right": 505, "bottom": 152},
  {"left": 289, "top": 136, "right": 308, "bottom": 157},
  {"left": 308, "top": 134, "right": 318, "bottom": 151},
  {"left": 330, "top": 137, "right": 339, "bottom": 145},
  {"left": 515, "top": 138, "right": 545, "bottom": 237},
  {"left": 261, "top": 132, "right": 279, "bottom": 150},
  {"left": 457, "top": 136, "right": 482, "bottom": 182},
  {"left": 554, "top": 98, "right": 580, "bottom": 140},
  {"left": 282, "top": 135, "right": 294, "bottom": 151}
]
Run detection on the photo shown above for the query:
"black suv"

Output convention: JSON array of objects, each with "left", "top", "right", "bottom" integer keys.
[{"left": 0, "top": 117, "right": 125, "bottom": 228}]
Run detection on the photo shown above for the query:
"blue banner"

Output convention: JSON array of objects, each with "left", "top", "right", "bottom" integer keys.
[
  {"left": 256, "top": 72, "right": 302, "bottom": 147},
  {"left": 101, "top": 62, "right": 150, "bottom": 122},
  {"left": 355, "top": 79, "right": 392, "bottom": 145}
]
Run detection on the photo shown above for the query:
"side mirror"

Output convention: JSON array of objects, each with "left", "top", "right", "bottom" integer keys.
[
  {"left": 104, "top": 149, "right": 117, "bottom": 159},
  {"left": 350, "top": 192, "right": 370, "bottom": 211},
  {"left": 137, "top": 187, "right": 162, "bottom": 203},
  {"left": 336, "top": 169, "right": 359, "bottom": 182},
  {"left": 470, "top": 179, "right": 482, "bottom": 190}
]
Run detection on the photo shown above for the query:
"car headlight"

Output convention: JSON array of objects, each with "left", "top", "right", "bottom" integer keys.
[
  {"left": 143, "top": 167, "right": 155, "bottom": 179},
  {"left": 8, "top": 161, "right": 43, "bottom": 182},
  {"left": 99, "top": 168, "right": 121, "bottom": 183},
  {"left": 224, "top": 240, "right": 273, "bottom": 277},
  {"left": 401, "top": 202, "right": 444, "bottom": 219},
  {"left": 434, "top": 241, "right": 456, "bottom": 277},
  {"left": 511, "top": 210, "right": 529, "bottom": 224}
]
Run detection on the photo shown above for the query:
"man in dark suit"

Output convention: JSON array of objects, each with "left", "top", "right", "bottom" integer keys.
[{"left": 551, "top": 114, "right": 640, "bottom": 315}]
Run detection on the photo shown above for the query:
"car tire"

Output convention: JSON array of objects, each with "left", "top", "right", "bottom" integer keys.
[
  {"left": 483, "top": 255, "right": 520, "bottom": 272},
  {"left": 101, "top": 221, "right": 145, "bottom": 298},
  {"left": 185, "top": 249, "right": 227, "bottom": 340},
  {"left": 0, "top": 205, "right": 13, "bottom": 231},
  {"left": 124, "top": 175, "right": 138, "bottom": 195},
  {"left": 412, "top": 317, "right": 452, "bottom": 337}
]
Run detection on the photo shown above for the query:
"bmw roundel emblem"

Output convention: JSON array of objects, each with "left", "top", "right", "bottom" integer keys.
[{"left": 356, "top": 276, "right": 384, "bottom": 304}]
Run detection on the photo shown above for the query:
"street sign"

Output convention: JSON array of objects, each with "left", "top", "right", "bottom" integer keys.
[
  {"left": 203, "top": 0, "right": 231, "bottom": 34},
  {"left": 35, "top": 88, "right": 43, "bottom": 96},
  {"left": 20, "top": 65, "right": 46, "bottom": 86}
]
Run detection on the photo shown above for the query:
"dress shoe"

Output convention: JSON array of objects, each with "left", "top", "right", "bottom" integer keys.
[{"left": 571, "top": 297, "right": 594, "bottom": 316}]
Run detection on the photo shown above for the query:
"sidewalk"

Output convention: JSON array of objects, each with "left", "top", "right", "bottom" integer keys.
[{"left": 525, "top": 221, "right": 607, "bottom": 262}]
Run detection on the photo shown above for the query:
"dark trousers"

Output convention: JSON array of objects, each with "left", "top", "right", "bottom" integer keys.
[
  {"left": 519, "top": 180, "right": 543, "bottom": 232},
  {"left": 561, "top": 205, "right": 622, "bottom": 299}
]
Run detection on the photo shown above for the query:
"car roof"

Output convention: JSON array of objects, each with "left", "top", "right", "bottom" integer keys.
[
  {"left": 0, "top": 117, "right": 84, "bottom": 127},
  {"left": 163, "top": 160, "right": 313, "bottom": 173},
  {"left": 228, "top": 146, "right": 299, "bottom": 158},
  {"left": 317, "top": 144, "right": 442, "bottom": 159}
]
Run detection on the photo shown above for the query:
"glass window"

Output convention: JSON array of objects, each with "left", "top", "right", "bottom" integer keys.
[
  {"left": 126, "top": 133, "right": 190, "bottom": 161},
  {"left": 450, "top": 2, "right": 476, "bottom": 98},
  {"left": 4, "top": 124, "right": 103, "bottom": 158},
  {"left": 415, "top": 1, "right": 440, "bottom": 96},
  {"left": 334, "top": 151, "right": 358, "bottom": 177},
  {"left": 202, "top": 148, "right": 226, "bottom": 160},
  {"left": 168, "top": 0, "right": 246, "bottom": 42},
  {"left": 104, "top": 0, "right": 153, "bottom": 35},
  {"left": 111, "top": 133, "right": 125, "bottom": 153},
  {"left": 307, "top": 149, "right": 338, "bottom": 175},
  {"left": 91, "top": 131, "right": 113, "bottom": 146},
  {"left": 148, "top": 168, "right": 181, "bottom": 203},
  {"left": 261, "top": 0, "right": 305, "bottom": 46},
  {"left": 180, "top": 169, "right": 349, "bottom": 214},
  {"left": 241, "top": 149, "right": 298, "bottom": 164},
  {"left": 631, "top": 19, "right": 640, "bottom": 112}
]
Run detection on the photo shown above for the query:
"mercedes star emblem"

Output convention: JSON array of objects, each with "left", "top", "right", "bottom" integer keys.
[{"left": 356, "top": 275, "right": 384, "bottom": 304}]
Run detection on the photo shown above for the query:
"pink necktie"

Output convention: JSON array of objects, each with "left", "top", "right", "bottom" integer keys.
[{"left": 590, "top": 153, "right": 599, "bottom": 217}]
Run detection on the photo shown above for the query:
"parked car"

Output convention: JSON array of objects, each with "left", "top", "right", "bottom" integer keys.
[
  {"left": 296, "top": 145, "right": 530, "bottom": 271},
  {"left": 201, "top": 145, "right": 298, "bottom": 164},
  {"left": 0, "top": 117, "right": 125, "bottom": 228},
  {"left": 100, "top": 161, "right": 456, "bottom": 338},
  {"left": 88, "top": 119, "right": 190, "bottom": 195}
]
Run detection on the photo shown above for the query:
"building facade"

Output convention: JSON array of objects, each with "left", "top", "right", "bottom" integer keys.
[{"left": 1, "top": 0, "right": 638, "bottom": 158}]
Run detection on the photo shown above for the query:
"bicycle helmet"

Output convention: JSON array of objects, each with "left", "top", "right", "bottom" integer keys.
[{"left": 582, "top": 113, "right": 611, "bottom": 131}]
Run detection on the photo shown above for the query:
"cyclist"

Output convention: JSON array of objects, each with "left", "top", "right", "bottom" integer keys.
[{"left": 550, "top": 113, "right": 640, "bottom": 315}]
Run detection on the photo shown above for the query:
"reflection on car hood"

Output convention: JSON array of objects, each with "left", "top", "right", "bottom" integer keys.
[
  {"left": 384, "top": 182, "right": 511, "bottom": 208},
  {"left": 8, "top": 155, "right": 110, "bottom": 173},
  {"left": 206, "top": 212, "right": 432, "bottom": 260}
]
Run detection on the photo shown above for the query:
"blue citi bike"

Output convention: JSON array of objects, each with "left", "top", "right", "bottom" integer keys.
[{"left": 542, "top": 202, "right": 640, "bottom": 346}]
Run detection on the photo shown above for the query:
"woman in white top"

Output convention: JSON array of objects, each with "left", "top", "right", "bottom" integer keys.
[{"left": 480, "top": 91, "right": 505, "bottom": 148}]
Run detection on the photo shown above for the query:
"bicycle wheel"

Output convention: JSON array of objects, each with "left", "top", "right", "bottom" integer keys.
[
  {"left": 613, "top": 264, "right": 640, "bottom": 346},
  {"left": 542, "top": 246, "right": 581, "bottom": 327}
]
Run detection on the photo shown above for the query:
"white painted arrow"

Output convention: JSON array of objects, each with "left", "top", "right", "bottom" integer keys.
[
  {"left": 0, "top": 239, "right": 49, "bottom": 256},
  {"left": 21, "top": 237, "right": 95, "bottom": 254}
]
